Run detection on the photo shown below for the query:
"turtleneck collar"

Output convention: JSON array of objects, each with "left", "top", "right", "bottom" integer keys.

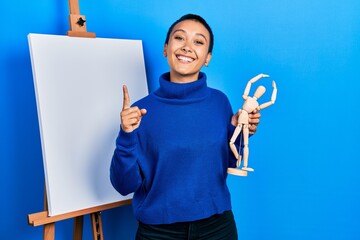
[{"left": 153, "top": 72, "right": 209, "bottom": 103}]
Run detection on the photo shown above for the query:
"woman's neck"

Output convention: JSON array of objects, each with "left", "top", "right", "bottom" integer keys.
[{"left": 169, "top": 71, "right": 200, "bottom": 83}]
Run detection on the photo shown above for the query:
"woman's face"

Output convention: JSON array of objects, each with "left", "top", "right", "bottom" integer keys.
[{"left": 164, "top": 20, "right": 212, "bottom": 83}]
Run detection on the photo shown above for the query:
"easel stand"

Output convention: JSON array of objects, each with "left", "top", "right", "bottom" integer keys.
[
  {"left": 28, "top": 187, "right": 131, "bottom": 240},
  {"left": 67, "top": 0, "right": 96, "bottom": 38},
  {"left": 27, "top": 0, "right": 127, "bottom": 239}
]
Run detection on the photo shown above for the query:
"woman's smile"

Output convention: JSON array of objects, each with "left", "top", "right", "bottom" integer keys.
[{"left": 176, "top": 54, "right": 195, "bottom": 63}]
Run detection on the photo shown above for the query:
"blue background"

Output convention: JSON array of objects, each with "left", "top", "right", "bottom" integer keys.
[{"left": 1, "top": 0, "right": 360, "bottom": 239}]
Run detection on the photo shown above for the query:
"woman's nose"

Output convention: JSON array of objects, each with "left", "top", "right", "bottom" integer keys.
[{"left": 181, "top": 41, "right": 192, "bottom": 53}]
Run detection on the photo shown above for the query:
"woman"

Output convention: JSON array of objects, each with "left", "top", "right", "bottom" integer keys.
[{"left": 110, "top": 14, "right": 260, "bottom": 239}]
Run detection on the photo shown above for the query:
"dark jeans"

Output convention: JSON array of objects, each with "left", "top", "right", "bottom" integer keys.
[{"left": 136, "top": 210, "right": 238, "bottom": 240}]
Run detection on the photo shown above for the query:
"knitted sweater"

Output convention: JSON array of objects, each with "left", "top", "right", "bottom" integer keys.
[{"left": 110, "top": 72, "right": 238, "bottom": 224}]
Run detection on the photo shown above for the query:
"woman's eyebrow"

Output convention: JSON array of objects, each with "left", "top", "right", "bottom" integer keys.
[
  {"left": 173, "top": 29, "right": 208, "bottom": 42},
  {"left": 173, "top": 29, "right": 186, "bottom": 34}
]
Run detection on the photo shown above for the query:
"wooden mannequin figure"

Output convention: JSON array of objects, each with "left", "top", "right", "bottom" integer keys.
[{"left": 228, "top": 73, "right": 277, "bottom": 176}]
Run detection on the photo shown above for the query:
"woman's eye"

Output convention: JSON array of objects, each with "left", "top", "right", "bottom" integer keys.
[
  {"left": 194, "top": 40, "right": 204, "bottom": 45},
  {"left": 175, "top": 36, "right": 184, "bottom": 41}
]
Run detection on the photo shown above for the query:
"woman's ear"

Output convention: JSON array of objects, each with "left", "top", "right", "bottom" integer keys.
[
  {"left": 205, "top": 52, "right": 212, "bottom": 66},
  {"left": 163, "top": 44, "right": 168, "bottom": 57}
]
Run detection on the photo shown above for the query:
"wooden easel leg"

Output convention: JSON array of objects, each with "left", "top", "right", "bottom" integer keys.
[
  {"left": 43, "top": 223, "right": 55, "bottom": 240},
  {"left": 91, "top": 212, "right": 104, "bottom": 240},
  {"left": 43, "top": 186, "right": 55, "bottom": 240},
  {"left": 73, "top": 216, "right": 84, "bottom": 240}
]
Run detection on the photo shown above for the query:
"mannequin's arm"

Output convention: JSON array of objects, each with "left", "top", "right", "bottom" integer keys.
[
  {"left": 258, "top": 81, "right": 277, "bottom": 110},
  {"left": 243, "top": 73, "right": 269, "bottom": 100}
]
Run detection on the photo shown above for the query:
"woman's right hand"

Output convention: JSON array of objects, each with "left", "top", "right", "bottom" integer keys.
[{"left": 120, "top": 85, "right": 147, "bottom": 133}]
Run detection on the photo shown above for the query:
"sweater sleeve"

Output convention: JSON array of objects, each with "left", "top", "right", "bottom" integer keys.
[
  {"left": 110, "top": 128, "right": 143, "bottom": 196},
  {"left": 225, "top": 98, "right": 240, "bottom": 168}
]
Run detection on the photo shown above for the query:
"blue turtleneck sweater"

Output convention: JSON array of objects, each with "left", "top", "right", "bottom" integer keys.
[{"left": 110, "top": 72, "right": 238, "bottom": 224}]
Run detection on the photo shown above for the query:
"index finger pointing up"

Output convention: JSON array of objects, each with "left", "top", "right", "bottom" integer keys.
[{"left": 122, "top": 85, "right": 130, "bottom": 110}]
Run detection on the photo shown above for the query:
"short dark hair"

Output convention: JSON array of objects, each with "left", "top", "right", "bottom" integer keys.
[{"left": 164, "top": 14, "right": 214, "bottom": 53}]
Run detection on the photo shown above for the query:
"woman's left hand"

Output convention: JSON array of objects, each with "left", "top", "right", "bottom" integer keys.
[
  {"left": 248, "top": 109, "right": 261, "bottom": 134},
  {"left": 231, "top": 109, "right": 261, "bottom": 135}
]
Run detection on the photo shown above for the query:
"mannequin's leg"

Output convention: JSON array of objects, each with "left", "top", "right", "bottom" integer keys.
[
  {"left": 229, "top": 124, "right": 243, "bottom": 165},
  {"left": 241, "top": 125, "right": 254, "bottom": 171}
]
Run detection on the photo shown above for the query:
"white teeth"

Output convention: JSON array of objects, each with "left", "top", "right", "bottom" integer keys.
[{"left": 177, "top": 55, "right": 194, "bottom": 62}]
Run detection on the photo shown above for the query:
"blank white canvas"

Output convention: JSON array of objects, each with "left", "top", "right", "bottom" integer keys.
[{"left": 28, "top": 33, "right": 148, "bottom": 216}]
